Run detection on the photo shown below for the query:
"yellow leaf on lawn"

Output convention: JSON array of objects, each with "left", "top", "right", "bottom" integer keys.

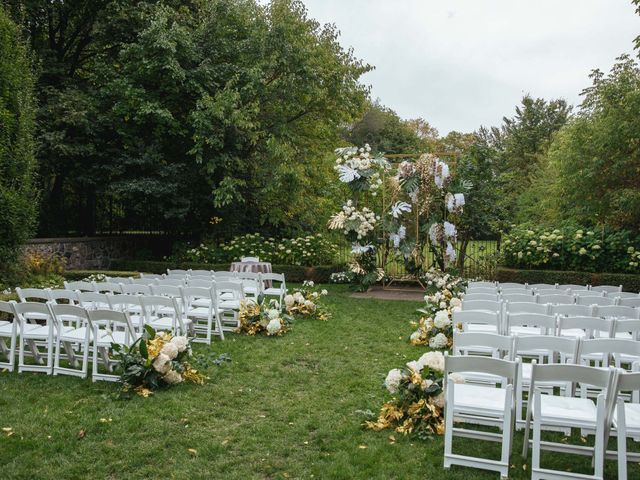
[
  {"left": 2, "top": 427, "right": 12, "bottom": 432},
  {"left": 188, "top": 448, "right": 198, "bottom": 456},
  {"left": 358, "top": 445, "right": 367, "bottom": 449}
]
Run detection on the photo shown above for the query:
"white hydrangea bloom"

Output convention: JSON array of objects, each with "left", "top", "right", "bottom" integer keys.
[
  {"left": 152, "top": 353, "right": 172, "bottom": 375},
  {"left": 170, "top": 336, "right": 189, "bottom": 352},
  {"left": 433, "top": 310, "right": 451, "bottom": 329},
  {"left": 428, "top": 333, "right": 449, "bottom": 350},
  {"left": 163, "top": 370, "right": 183, "bottom": 385},
  {"left": 384, "top": 368, "right": 404, "bottom": 394},
  {"left": 267, "top": 309, "right": 280, "bottom": 320},
  {"left": 266, "top": 318, "right": 282, "bottom": 335},
  {"left": 160, "top": 342, "right": 179, "bottom": 360},
  {"left": 418, "top": 351, "right": 445, "bottom": 372}
]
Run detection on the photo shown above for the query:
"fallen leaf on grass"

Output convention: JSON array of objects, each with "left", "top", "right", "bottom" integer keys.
[
  {"left": 388, "top": 435, "right": 396, "bottom": 444},
  {"left": 358, "top": 445, "right": 367, "bottom": 449},
  {"left": 77, "top": 429, "right": 86, "bottom": 439},
  {"left": 188, "top": 448, "right": 198, "bottom": 456}
]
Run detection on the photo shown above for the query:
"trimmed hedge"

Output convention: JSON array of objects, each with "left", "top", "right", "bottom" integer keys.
[
  {"left": 110, "top": 260, "right": 342, "bottom": 283},
  {"left": 497, "top": 267, "right": 640, "bottom": 293}
]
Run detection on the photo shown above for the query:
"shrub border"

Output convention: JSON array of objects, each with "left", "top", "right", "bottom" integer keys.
[{"left": 497, "top": 267, "right": 640, "bottom": 292}]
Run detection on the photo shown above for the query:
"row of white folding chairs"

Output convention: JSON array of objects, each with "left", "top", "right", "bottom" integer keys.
[
  {"left": 470, "top": 280, "right": 627, "bottom": 293},
  {"left": 465, "top": 291, "right": 640, "bottom": 308},
  {"left": 469, "top": 281, "right": 639, "bottom": 299},
  {"left": 16, "top": 285, "right": 239, "bottom": 343},
  {"left": 0, "top": 300, "right": 140, "bottom": 381},
  {"left": 443, "top": 352, "right": 640, "bottom": 479},
  {"left": 455, "top": 309, "right": 640, "bottom": 340},
  {"left": 463, "top": 296, "right": 640, "bottom": 315}
]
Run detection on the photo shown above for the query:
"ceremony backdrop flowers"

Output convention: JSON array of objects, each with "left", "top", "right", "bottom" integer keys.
[
  {"left": 365, "top": 351, "right": 464, "bottom": 438},
  {"left": 328, "top": 145, "right": 469, "bottom": 290},
  {"left": 113, "top": 326, "right": 205, "bottom": 397},
  {"left": 238, "top": 297, "right": 293, "bottom": 336}
]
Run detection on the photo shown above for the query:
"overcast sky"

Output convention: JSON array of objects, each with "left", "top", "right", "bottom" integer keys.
[{"left": 300, "top": 0, "right": 640, "bottom": 135}]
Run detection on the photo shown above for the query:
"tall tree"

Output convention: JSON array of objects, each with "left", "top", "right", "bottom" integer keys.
[{"left": 0, "top": 6, "right": 37, "bottom": 276}]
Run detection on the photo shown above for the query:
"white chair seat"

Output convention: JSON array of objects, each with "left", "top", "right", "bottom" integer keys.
[
  {"left": 185, "top": 307, "right": 210, "bottom": 318},
  {"left": 453, "top": 383, "right": 507, "bottom": 415},
  {"left": 59, "top": 327, "right": 89, "bottom": 342},
  {"left": 128, "top": 314, "right": 145, "bottom": 327},
  {"left": 263, "top": 287, "right": 284, "bottom": 296},
  {"left": 613, "top": 403, "right": 640, "bottom": 431},
  {"left": 243, "top": 287, "right": 258, "bottom": 295},
  {"left": 23, "top": 325, "right": 73, "bottom": 340},
  {"left": 150, "top": 317, "right": 191, "bottom": 330},
  {"left": 96, "top": 331, "right": 131, "bottom": 347},
  {"left": 534, "top": 395, "right": 597, "bottom": 424},
  {"left": 0, "top": 321, "right": 14, "bottom": 332},
  {"left": 219, "top": 300, "right": 240, "bottom": 310},
  {"left": 192, "top": 298, "right": 212, "bottom": 308},
  {"left": 219, "top": 293, "right": 234, "bottom": 301}
]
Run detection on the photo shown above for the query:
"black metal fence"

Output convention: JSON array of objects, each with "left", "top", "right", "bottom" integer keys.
[{"left": 334, "top": 239, "right": 500, "bottom": 280}]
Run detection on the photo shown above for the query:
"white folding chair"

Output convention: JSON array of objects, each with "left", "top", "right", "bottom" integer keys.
[
  {"left": 580, "top": 338, "right": 640, "bottom": 371},
  {"left": 108, "top": 295, "right": 146, "bottom": 333},
  {"left": 261, "top": 273, "right": 287, "bottom": 307},
  {"left": 453, "top": 310, "right": 502, "bottom": 334},
  {"left": 461, "top": 299, "right": 502, "bottom": 313},
  {"left": 552, "top": 304, "right": 594, "bottom": 317},
  {"left": 465, "top": 287, "right": 498, "bottom": 295},
  {"left": 63, "top": 280, "right": 94, "bottom": 292},
  {"left": 0, "top": 301, "right": 18, "bottom": 372},
  {"left": 212, "top": 271, "right": 238, "bottom": 281},
  {"left": 452, "top": 332, "right": 514, "bottom": 382},
  {"left": 538, "top": 293, "right": 574, "bottom": 305},
  {"left": 12, "top": 302, "right": 57, "bottom": 374},
  {"left": 236, "top": 271, "right": 261, "bottom": 298},
  {"left": 611, "top": 319, "right": 640, "bottom": 344},
  {"left": 537, "top": 288, "right": 569, "bottom": 296},
  {"left": 48, "top": 289, "right": 79, "bottom": 306},
  {"left": 141, "top": 295, "right": 190, "bottom": 335},
  {"left": 150, "top": 285, "right": 184, "bottom": 316},
  {"left": 499, "top": 282, "right": 526, "bottom": 290},
  {"left": 215, "top": 281, "right": 244, "bottom": 331},
  {"left": 610, "top": 292, "right": 640, "bottom": 300},
  {"left": 529, "top": 283, "right": 558, "bottom": 290},
  {"left": 590, "top": 285, "right": 622, "bottom": 294},
  {"left": 610, "top": 371, "right": 640, "bottom": 480},
  {"left": 121, "top": 283, "right": 152, "bottom": 296},
  {"left": 502, "top": 293, "right": 536, "bottom": 303},
  {"left": 181, "top": 286, "right": 224, "bottom": 344},
  {"left": 572, "top": 289, "right": 599, "bottom": 297},
  {"left": 89, "top": 309, "right": 138, "bottom": 382},
  {"left": 187, "top": 279, "right": 213, "bottom": 288},
  {"left": 558, "top": 315, "right": 613, "bottom": 340},
  {"left": 462, "top": 293, "right": 499, "bottom": 302},
  {"left": 559, "top": 284, "right": 587, "bottom": 291},
  {"left": 50, "top": 304, "right": 92, "bottom": 378},
  {"left": 577, "top": 296, "right": 615, "bottom": 307},
  {"left": 105, "top": 276, "right": 133, "bottom": 284},
  {"left": 77, "top": 292, "right": 112, "bottom": 311},
  {"left": 505, "top": 312, "right": 556, "bottom": 336},
  {"left": 154, "top": 278, "right": 186, "bottom": 287},
  {"left": 514, "top": 335, "right": 580, "bottom": 430},
  {"left": 595, "top": 305, "right": 639, "bottom": 321},
  {"left": 619, "top": 297, "right": 640, "bottom": 308},
  {"left": 499, "top": 288, "right": 531, "bottom": 295},
  {"left": 522, "top": 363, "right": 616, "bottom": 480},
  {"left": 93, "top": 282, "right": 123, "bottom": 294},
  {"left": 443, "top": 355, "right": 519, "bottom": 478},
  {"left": 15, "top": 288, "right": 51, "bottom": 321},
  {"left": 505, "top": 301, "right": 551, "bottom": 315}
]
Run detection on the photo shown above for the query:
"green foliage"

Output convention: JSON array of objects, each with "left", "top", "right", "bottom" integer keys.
[
  {"left": 171, "top": 233, "right": 338, "bottom": 266},
  {"left": 13, "top": 0, "right": 371, "bottom": 237},
  {"left": 501, "top": 223, "right": 640, "bottom": 273},
  {"left": 544, "top": 55, "right": 640, "bottom": 231},
  {"left": 0, "top": 7, "right": 37, "bottom": 280},
  {"left": 497, "top": 267, "right": 640, "bottom": 293}
]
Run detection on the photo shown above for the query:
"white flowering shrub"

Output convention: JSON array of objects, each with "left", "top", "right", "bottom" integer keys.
[
  {"left": 502, "top": 223, "right": 640, "bottom": 273},
  {"left": 174, "top": 233, "right": 338, "bottom": 266}
]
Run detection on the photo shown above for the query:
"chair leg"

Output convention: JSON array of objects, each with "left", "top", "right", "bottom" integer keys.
[
  {"left": 594, "top": 399, "right": 606, "bottom": 479},
  {"left": 443, "top": 381, "right": 454, "bottom": 468},
  {"left": 92, "top": 343, "right": 99, "bottom": 382},
  {"left": 532, "top": 393, "right": 542, "bottom": 473},
  {"left": 617, "top": 401, "right": 627, "bottom": 480}
]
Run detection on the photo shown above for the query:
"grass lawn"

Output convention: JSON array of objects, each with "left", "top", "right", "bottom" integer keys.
[{"left": 1, "top": 284, "right": 638, "bottom": 479}]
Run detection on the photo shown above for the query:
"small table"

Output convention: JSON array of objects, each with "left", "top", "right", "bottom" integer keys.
[{"left": 230, "top": 261, "right": 273, "bottom": 288}]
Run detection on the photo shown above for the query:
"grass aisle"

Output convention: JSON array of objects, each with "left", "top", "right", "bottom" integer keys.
[{"left": 0, "top": 285, "right": 637, "bottom": 479}]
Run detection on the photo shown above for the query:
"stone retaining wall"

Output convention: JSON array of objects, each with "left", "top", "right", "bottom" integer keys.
[{"left": 24, "top": 236, "right": 173, "bottom": 269}]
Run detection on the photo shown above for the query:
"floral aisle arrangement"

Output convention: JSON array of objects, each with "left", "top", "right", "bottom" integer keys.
[
  {"left": 409, "top": 269, "right": 466, "bottom": 349},
  {"left": 113, "top": 326, "right": 205, "bottom": 397},
  {"left": 238, "top": 297, "right": 293, "bottom": 336},
  {"left": 365, "top": 351, "right": 464, "bottom": 438},
  {"left": 283, "top": 280, "right": 331, "bottom": 321}
]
